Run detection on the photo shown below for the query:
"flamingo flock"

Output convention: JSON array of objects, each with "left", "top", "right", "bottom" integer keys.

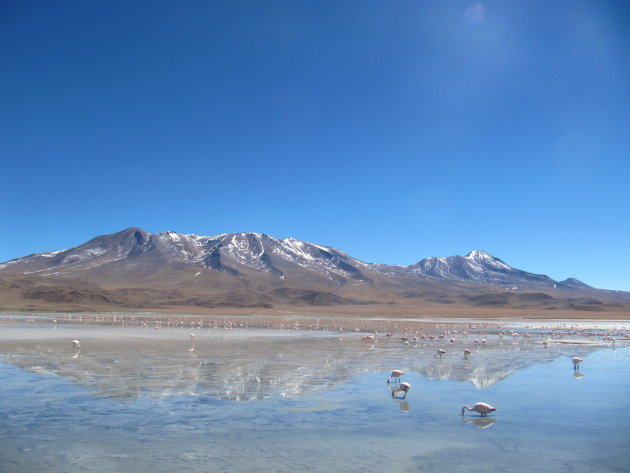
[{"left": 36, "top": 314, "right": 623, "bottom": 422}]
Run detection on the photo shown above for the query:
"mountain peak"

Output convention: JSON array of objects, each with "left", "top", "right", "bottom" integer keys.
[
  {"left": 465, "top": 250, "right": 492, "bottom": 260},
  {"left": 556, "top": 278, "right": 592, "bottom": 289}
]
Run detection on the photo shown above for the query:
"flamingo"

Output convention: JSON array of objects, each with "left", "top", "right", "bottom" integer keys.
[
  {"left": 463, "top": 349, "right": 471, "bottom": 359},
  {"left": 437, "top": 349, "right": 446, "bottom": 359},
  {"left": 387, "top": 369, "right": 405, "bottom": 384},
  {"left": 71, "top": 339, "right": 81, "bottom": 358},
  {"left": 461, "top": 402, "right": 496, "bottom": 417},
  {"left": 391, "top": 382, "right": 411, "bottom": 399},
  {"left": 572, "top": 357, "right": 583, "bottom": 370}
]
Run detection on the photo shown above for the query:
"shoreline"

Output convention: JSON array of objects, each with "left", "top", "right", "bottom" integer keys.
[{"left": 2, "top": 304, "right": 629, "bottom": 321}]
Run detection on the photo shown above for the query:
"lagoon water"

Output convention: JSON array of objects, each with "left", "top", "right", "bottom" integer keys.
[{"left": 1, "top": 315, "right": 629, "bottom": 473}]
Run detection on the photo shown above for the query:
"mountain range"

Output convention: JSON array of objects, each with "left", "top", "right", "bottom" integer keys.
[{"left": 1, "top": 228, "right": 628, "bottom": 315}]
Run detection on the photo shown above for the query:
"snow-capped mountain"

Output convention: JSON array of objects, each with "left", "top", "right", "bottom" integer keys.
[
  {"left": 0, "top": 228, "right": 586, "bottom": 289},
  {"left": 3, "top": 227, "right": 619, "bottom": 314},
  {"left": 0, "top": 228, "right": 374, "bottom": 288},
  {"left": 408, "top": 250, "right": 557, "bottom": 286}
]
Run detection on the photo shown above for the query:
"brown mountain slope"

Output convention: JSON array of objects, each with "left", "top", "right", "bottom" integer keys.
[{"left": 1, "top": 228, "right": 629, "bottom": 317}]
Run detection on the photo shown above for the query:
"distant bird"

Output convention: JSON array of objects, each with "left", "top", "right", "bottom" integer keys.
[
  {"left": 572, "top": 357, "right": 583, "bottom": 370},
  {"left": 464, "top": 349, "right": 471, "bottom": 359},
  {"left": 461, "top": 402, "right": 496, "bottom": 417},
  {"left": 189, "top": 333, "right": 195, "bottom": 341},
  {"left": 391, "top": 382, "right": 411, "bottom": 399},
  {"left": 437, "top": 349, "right": 446, "bottom": 359},
  {"left": 387, "top": 370, "right": 405, "bottom": 384},
  {"left": 71, "top": 340, "right": 81, "bottom": 358}
]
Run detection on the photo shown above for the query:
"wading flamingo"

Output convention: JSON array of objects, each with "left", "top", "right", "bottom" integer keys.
[
  {"left": 463, "top": 349, "right": 471, "bottom": 359},
  {"left": 572, "top": 357, "right": 583, "bottom": 370},
  {"left": 391, "top": 382, "right": 411, "bottom": 399},
  {"left": 437, "top": 349, "right": 446, "bottom": 359},
  {"left": 387, "top": 370, "right": 405, "bottom": 384},
  {"left": 71, "top": 339, "right": 81, "bottom": 358},
  {"left": 461, "top": 402, "right": 496, "bottom": 417}
]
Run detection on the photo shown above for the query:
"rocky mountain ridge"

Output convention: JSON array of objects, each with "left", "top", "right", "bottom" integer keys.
[
  {"left": 0, "top": 227, "right": 585, "bottom": 288},
  {"left": 1, "top": 228, "right": 628, "bottom": 314}
]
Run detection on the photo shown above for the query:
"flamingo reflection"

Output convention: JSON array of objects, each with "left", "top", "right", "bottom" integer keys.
[
  {"left": 462, "top": 416, "right": 496, "bottom": 429},
  {"left": 392, "top": 398, "right": 411, "bottom": 412}
]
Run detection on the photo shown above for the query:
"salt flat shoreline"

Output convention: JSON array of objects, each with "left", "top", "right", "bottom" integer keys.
[
  {"left": 2, "top": 305, "right": 629, "bottom": 322},
  {"left": 2, "top": 311, "right": 629, "bottom": 337}
]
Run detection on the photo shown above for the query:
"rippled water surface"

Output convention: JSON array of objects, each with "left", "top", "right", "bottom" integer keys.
[{"left": 1, "top": 315, "right": 629, "bottom": 473}]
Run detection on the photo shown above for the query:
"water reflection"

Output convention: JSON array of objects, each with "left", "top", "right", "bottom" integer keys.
[
  {"left": 392, "top": 398, "right": 411, "bottom": 412},
  {"left": 462, "top": 416, "right": 496, "bottom": 429},
  {"left": 1, "top": 316, "right": 629, "bottom": 473},
  {"left": 0, "top": 317, "right": 625, "bottom": 401}
]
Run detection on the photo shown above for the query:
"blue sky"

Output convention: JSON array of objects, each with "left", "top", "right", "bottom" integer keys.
[{"left": 1, "top": 1, "right": 629, "bottom": 291}]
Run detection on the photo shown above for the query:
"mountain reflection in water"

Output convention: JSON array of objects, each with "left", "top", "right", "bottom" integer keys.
[{"left": 0, "top": 317, "right": 617, "bottom": 401}]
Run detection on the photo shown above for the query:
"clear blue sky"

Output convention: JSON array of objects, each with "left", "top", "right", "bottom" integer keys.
[{"left": 1, "top": 1, "right": 629, "bottom": 291}]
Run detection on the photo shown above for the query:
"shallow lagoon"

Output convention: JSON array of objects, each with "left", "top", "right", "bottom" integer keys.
[{"left": 1, "top": 315, "right": 628, "bottom": 473}]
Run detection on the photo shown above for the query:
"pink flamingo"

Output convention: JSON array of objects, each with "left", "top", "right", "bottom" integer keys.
[
  {"left": 572, "top": 357, "right": 583, "bottom": 370},
  {"left": 387, "top": 369, "right": 405, "bottom": 384},
  {"left": 463, "top": 349, "right": 471, "bottom": 359},
  {"left": 461, "top": 402, "right": 496, "bottom": 417},
  {"left": 437, "top": 349, "right": 446, "bottom": 359},
  {"left": 391, "top": 382, "right": 411, "bottom": 399}
]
